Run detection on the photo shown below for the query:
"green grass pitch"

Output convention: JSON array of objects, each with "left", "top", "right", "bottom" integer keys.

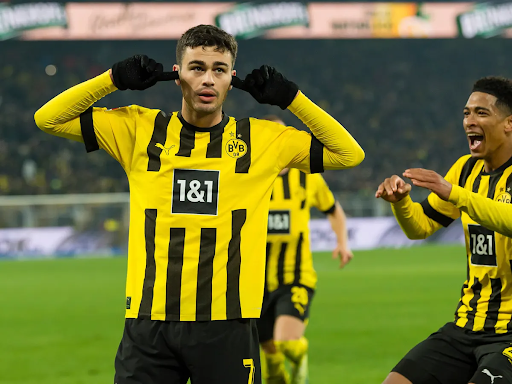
[{"left": 0, "top": 245, "right": 466, "bottom": 384}]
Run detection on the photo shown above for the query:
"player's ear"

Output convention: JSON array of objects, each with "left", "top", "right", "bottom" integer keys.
[
  {"left": 173, "top": 64, "right": 181, "bottom": 86},
  {"left": 229, "top": 69, "right": 236, "bottom": 91},
  {"left": 505, "top": 114, "right": 512, "bottom": 133}
]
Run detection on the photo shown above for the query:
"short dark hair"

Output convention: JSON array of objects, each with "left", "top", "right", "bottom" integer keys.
[
  {"left": 176, "top": 24, "right": 238, "bottom": 67},
  {"left": 472, "top": 76, "right": 512, "bottom": 115}
]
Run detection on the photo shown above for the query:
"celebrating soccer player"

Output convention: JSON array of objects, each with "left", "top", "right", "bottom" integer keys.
[
  {"left": 34, "top": 25, "right": 364, "bottom": 384},
  {"left": 259, "top": 115, "right": 353, "bottom": 384},
  {"left": 376, "top": 77, "right": 512, "bottom": 384}
]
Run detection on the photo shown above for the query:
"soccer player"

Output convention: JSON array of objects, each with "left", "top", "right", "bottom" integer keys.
[
  {"left": 258, "top": 116, "right": 353, "bottom": 384},
  {"left": 375, "top": 76, "right": 512, "bottom": 384},
  {"left": 34, "top": 25, "right": 364, "bottom": 384}
]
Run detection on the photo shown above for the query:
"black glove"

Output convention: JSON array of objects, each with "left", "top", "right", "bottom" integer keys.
[
  {"left": 111, "top": 54, "right": 179, "bottom": 91},
  {"left": 231, "top": 65, "right": 298, "bottom": 110}
]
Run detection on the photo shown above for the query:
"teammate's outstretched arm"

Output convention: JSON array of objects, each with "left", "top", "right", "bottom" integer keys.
[
  {"left": 375, "top": 174, "right": 444, "bottom": 240},
  {"left": 375, "top": 156, "right": 469, "bottom": 240},
  {"left": 326, "top": 201, "right": 353, "bottom": 268},
  {"left": 405, "top": 167, "right": 512, "bottom": 237},
  {"left": 232, "top": 66, "right": 364, "bottom": 170}
]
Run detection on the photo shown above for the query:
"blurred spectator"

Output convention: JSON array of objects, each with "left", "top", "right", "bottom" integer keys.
[{"left": 0, "top": 39, "right": 510, "bottom": 195}]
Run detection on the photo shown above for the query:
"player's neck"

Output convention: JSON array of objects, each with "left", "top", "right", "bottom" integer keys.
[
  {"left": 180, "top": 103, "right": 223, "bottom": 129},
  {"left": 484, "top": 141, "right": 512, "bottom": 172}
]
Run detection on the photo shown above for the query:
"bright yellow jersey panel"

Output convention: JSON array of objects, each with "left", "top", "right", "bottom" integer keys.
[{"left": 80, "top": 107, "right": 333, "bottom": 321}]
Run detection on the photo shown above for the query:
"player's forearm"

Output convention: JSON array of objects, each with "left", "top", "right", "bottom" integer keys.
[
  {"left": 327, "top": 202, "right": 349, "bottom": 249},
  {"left": 34, "top": 70, "right": 116, "bottom": 137},
  {"left": 287, "top": 92, "right": 364, "bottom": 169},
  {"left": 391, "top": 195, "right": 440, "bottom": 240},
  {"left": 448, "top": 185, "right": 512, "bottom": 237}
]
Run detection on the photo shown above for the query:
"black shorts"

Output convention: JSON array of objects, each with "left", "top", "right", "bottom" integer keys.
[
  {"left": 392, "top": 322, "right": 512, "bottom": 384},
  {"left": 257, "top": 284, "right": 315, "bottom": 343},
  {"left": 114, "top": 318, "right": 261, "bottom": 384}
]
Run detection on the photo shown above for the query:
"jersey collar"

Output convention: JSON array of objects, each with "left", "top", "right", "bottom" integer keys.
[
  {"left": 177, "top": 112, "right": 229, "bottom": 133},
  {"left": 481, "top": 155, "right": 512, "bottom": 176}
]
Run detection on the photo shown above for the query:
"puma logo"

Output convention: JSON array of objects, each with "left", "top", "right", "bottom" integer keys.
[
  {"left": 482, "top": 369, "right": 503, "bottom": 383},
  {"left": 155, "top": 143, "right": 175, "bottom": 155}
]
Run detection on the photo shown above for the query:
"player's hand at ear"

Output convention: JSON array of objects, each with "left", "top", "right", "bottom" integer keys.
[
  {"left": 111, "top": 55, "right": 179, "bottom": 91},
  {"left": 375, "top": 175, "right": 411, "bottom": 203},
  {"left": 231, "top": 65, "right": 299, "bottom": 110}
]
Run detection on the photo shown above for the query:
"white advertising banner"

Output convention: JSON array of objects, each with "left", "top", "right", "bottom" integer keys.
[
  {"left": 0, "top": 227, "right": 74, "bottom": 259},
  {"left": 309, "top": 217, "right": 464, "bottom": 252},
  {"left": 0, "top": 217, "right": 465, "bottom": 259}
]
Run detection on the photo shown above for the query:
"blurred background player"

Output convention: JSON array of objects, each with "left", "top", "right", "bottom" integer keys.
[
  {"left": 376, "top": 77, "right": 512, "bottom": 384},
  {"left": 34, "top": 24, "right": 364, "bottom": 384},
  {"left": 260, "top": 115, "right": 354, "bottom": 384}
]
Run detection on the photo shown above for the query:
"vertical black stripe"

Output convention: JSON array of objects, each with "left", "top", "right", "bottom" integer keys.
[
  {"left": 265, "top": 242, "right": 272, "bottom": 291},
  {"left": 80, "top": 107, "right": 99, "bottom": 153},
  {"left": 277, "top": 242, "right": 288, "bottom": 286},
  {"left": 138, "top": 209, "right": 157, "bottom": 319},
  {"left": 282, "top": 172, "right": 291, "bottom": 199},
  {"left": 147, "top": 112, "right": 172, "bottom": 171},
  {"left": 206, "top": 128, "right": 224, "bottom": 158},
  {"left": 235, "top": 118, "right": 251, "bottom": 173},
  {"left": 509, "top": 261, "right": 512, "bottom": 331},
  {"left": 293, "top": 233, "right": 304, "bottom": 284},
  {"left": 226, "top": 209, "right": 246, "bottom": 319},
  {"left": 459, "top": 157, "right": 479, "bottom": 187},
  {"left": 465, "top": 277, "right": 482, "bottom": 330},
  {"left": 299, "top": 172, "right": 306, "bottom": 188},
  {"left": 483, "top": 278, "right": 502, "bottom": 332},
  {"left": 487, "top": 174, "right": 502, "bottom": 199},
  {"left": 505, "top": 172, "right": 512, "bottom": 193},
  {"left": 196, "top": 228, "right": 216, "bottom": 319},
  {"left": 165, "top": 228, "right": 186, "bottom": 320},
  {"left": 300, "top": 172, "right": 307, "bottom": 209},
  {"left": 176, "top": 126, "right": 195, "bottom": 157},
  {"left": 454, "top": 283, "right": 468, "bottom": 322},
  {"left": 472, "top": 171, "right": 483, "bottom": 193},
  {"left": 310, "top": 135, "right": 324, "bottom": 173}
]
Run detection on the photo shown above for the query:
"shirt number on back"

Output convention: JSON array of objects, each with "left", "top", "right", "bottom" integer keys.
[{"left": 468, "top": 224, "right": 497, "bottom": 267}]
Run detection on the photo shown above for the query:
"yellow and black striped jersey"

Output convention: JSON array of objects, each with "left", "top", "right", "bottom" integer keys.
[
  {"left": 35, "top": 71, "right": 364, "bottom": 322},
  {"left": 266, "top": 169, "right": 335, "bottom": 292},
  {"left": 413, "top": 154, "right": 512, "bottom": 333}
]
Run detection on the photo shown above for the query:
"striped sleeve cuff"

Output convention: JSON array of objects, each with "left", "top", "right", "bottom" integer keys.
[
  {"left": 321, "top": 202, "right": 336, "bottom": 215},
  {"left": 420, "top": 199, "right": 455, "bottom": 227}
]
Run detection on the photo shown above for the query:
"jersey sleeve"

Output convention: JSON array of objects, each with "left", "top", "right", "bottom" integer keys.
[
  {"left": 34, "top": 70, "right": 148, "bottom": 173},
  {"left": 420, "top": 155, "right": 470, "bottom": 226},
  {"left": 79, "top": 106, "right": 150, "bottom": 171},
  {"left": 448, "top": 184, "right": 512, "bottom": 237},
  {"left": 310, "top": 174, "right": 336, "bottom": 213},
  {"left": 268, "top": 92, "right": 364, "bottom": 174}
]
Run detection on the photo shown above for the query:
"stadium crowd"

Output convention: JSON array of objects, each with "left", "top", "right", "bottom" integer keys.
[{"left": 1, "top": 38, "right": 509, "bottom": 196}]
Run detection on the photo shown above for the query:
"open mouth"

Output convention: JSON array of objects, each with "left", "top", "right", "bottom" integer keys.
[{"left": 468, "top": 133, "right": 484, "bottom": 151}]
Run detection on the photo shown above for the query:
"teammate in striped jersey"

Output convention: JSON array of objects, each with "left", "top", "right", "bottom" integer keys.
[
  {"left": 258, "top": 116, "right": 353, "bottom": 384},
  {"left": 34, "top": 25, "right": 364, "bottom": 384},
  {"left": 376, "top": 77, "right": 512, "bottom": 384}
]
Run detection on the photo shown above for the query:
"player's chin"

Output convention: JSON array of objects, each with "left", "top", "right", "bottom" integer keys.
[
  {"left": 469, "top": 147, "right": 485, "bottom": 159},
  {"left": 193, "top": 102, "right": 220, "bottom": 114}
]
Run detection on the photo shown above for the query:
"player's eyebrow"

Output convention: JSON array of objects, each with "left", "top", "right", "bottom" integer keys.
[
  {"left": 188, "top": 60, "right": 229, "bottom": 67},
  {"left": 463, "top": 106, "right": 492, "bottom": 112}
]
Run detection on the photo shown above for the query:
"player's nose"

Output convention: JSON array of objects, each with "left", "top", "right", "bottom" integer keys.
[{"left": 202, "top": 70, "right": 215, "bottom": 86}]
